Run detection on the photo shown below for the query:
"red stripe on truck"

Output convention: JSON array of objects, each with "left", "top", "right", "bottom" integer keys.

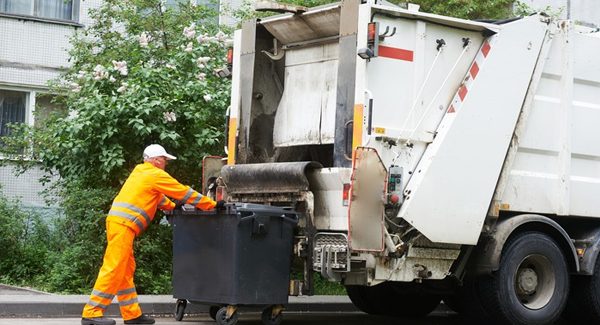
[
  {"left": 458, "top": 86, "right": 468, "bottom": 101},
  {"left": 378, "top": 45, "right": 414, "bottom": 62},
  {"left": 481, "top": 41, "right": 491, "bottom": 57},
  {"left": 470, "top": 61, "right": 480, "bottom": 79}
]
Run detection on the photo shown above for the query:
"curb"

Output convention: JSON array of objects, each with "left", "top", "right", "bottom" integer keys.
[{"left": 0, "top": 295, "right": 356, "bottom": 318}]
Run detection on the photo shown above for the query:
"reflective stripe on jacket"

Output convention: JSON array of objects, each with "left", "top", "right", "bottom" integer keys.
[{"left": 106, "top": 162, "right": 216, "bottom": 235}]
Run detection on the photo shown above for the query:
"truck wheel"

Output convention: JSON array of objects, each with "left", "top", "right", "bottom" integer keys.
[
  {"left": 479, "top": 232, "right": 569, "bottom": 324},
  {"left": 384, "top": 282, "right": 441, "bottom": 317},
  {"left": 215, "top": 306, "right": 238, "bottom": 325},
  {"left": 442, "top": 295, "right": 462, "bottom": 313},
  {"left": 345, "top": 285, "right": 380, "bottom": 314},
  {"left": 174, "top": 299, "right": 186, "bottom": 321},
  {"left": 564, "top": 253, "right": 600, "bottom": 323},
  {"left": 446, "top": 276, "right": 491, "bottom": 323}
]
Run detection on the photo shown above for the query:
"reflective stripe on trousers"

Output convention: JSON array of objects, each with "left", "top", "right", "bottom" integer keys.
[{"left": 82, "top": 221, "right": 142, "bottom": 321}]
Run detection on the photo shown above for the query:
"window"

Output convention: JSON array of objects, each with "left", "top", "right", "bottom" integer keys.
[
  {"left": 0, "top": 0, "right": 80, "bottom": 22},
  {"left": 0, "top": 90, "right": 26, "bottom": 137}
]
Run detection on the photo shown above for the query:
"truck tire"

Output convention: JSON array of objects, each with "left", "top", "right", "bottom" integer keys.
[
  {"left": 564, "top": 253, "right": 600, "bottom": 323},
  {"left": 384, "top": 282, "right": 441, "bottom": 317},
  {"left": 479, "top": 232, "right": 569, "bottom": 325},
  {"left": 345, "top": 285, "right": 380, "bottom": 314},
  {"left": 346, "top": 282, "right": 440, "bottom": 317},
  {"left": 444, "top": 276, "right": 491, "bottom": 323}
]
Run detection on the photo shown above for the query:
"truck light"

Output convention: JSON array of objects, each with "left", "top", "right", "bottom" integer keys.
[
  {"left": 358, "top": 22, "right": 379, "bottom": 60},
  {"left": 216, "top": 185, "right": 225, "bottom": 202},
  {"left": 367, "top": 22, "right": 377, "bottom": 43},
  {"left": 227, "top": 47, "right": 233, "bottom": 66},
  {"left": 215, "top": 47, "right": 234, "bottom": 79},
  {"left": 342, "top": 183, "right": 351, "bottom": 206}
]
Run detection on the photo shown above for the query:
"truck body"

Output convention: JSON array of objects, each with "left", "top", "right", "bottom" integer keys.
[{"left": 211, "top": 1, "right": 600, "bottom": 323}]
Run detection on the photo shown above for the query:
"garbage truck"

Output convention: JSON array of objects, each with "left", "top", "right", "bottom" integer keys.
[{"left": 203, "top": 0, "right": 600, "bottom": 323}]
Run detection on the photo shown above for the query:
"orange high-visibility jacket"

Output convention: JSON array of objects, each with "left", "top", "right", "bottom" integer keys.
[{"left": 106, "top": 162, "right": 216, "bottom": 235}]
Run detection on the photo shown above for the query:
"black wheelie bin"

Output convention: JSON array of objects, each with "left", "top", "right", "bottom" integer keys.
[{"left": 171, "top": 203, "right": 299, "bottom": 325}]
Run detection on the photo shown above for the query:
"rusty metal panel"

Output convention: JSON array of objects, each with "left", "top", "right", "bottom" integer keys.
[
  {"left": 273, "top": 43, "right": 339, "bottom": 147},
  {"left": 260, "top": 4, "right": 341, "bottom": 45}
]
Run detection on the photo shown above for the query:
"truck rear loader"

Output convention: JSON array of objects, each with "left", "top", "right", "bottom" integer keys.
[{"left": 203, "top": 1, "right": 600, "bottom": 324}]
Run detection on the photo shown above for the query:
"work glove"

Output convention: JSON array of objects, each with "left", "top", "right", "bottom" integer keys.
[
  {"left": 174, "top": 200, "right": 184, "bottom": 210},
  {"left": 216, "top": 200, "right": 226, "bottom": 211}
]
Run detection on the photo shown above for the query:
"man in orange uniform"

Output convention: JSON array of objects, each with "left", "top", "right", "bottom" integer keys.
[{"left": 82, "top": 144, "right": 222, "bottom": 325}]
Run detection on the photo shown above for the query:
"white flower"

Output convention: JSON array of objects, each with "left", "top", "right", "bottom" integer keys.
[
  {"left": 197, "top": 64, "right": 205, "bottom": 69},
  {"left": 93, "top": 64, "right": 108, "bottom": 80},
  {"left": 139, "top": 32, "right": 150, "bottom": 48},
  {"left": 197, "top": 72, "right": 206, "bottom": 81},
  {"left": 77, "top": 70, "right": 87, "bottom": 80},
  {"left": 70, "top": 82, "right": 81, "bottom": 93},
  {"left": 163, "top": 111, "right": 177, "bottom": 122},
  {"left": 184, "top": 42, "right": 193, "bottom": 53},
  {"left": 93, "top": 64, "right": 104, "bottom": 72},
  {"left": 112, "top": 60, "right": 128, "bottom": 76},
  {"left": 216, "top": 31, "right": 226, "bottom": 42},
  {"left": 109, "top": 76, "right": 116, "bottom": 82},
  {"left": 224, "top": 39, "right": 234, "bottom": 47},
  {"left": 117, "top": 82, "right": 128, "bottom": 93},
  {"left": 203, "top": 94, "right": 212, "bottom": 102},
  {"left": 183, "top": 23, "right": 196, "bottom": 39},
  {"left": 196, "top": 35, "right": 205, "bottom": 44},
  {"left": 197, "top": 57, "right": 210, "bottom": 64},
  {"left": 166, "top": 63, "right": 176, "bottom": 69},
  {"left": 68, "top": 110, "right": 79, "bottom": 120}
]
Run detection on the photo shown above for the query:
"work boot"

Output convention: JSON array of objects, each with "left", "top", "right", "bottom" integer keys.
[
  {"left": 124, "top": 314, "right": 155, "bottom": 324},
  {"left": 81, "top": 317, "right": 116, "bottom": 325}
]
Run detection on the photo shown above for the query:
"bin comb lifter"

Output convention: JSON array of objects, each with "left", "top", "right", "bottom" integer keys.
[{"left": 203, "top": 0, "right": 600, "bottom": 323}]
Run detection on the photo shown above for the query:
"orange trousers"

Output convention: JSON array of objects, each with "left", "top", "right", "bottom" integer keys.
[{"left": 82, "top": 221, "right": 142, "bottom": 320}]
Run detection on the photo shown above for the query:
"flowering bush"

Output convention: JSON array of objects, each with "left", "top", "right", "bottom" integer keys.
[
  {"left": 0, "top": 0, "right": 232, "bottom": 294},
  {"left": 25, "top": 0, "right": 232, "bottom": 188}
]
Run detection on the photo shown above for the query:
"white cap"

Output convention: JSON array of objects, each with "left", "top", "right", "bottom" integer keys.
[{"left": 143, "top": 144, "right": 177, "bottom": 160}]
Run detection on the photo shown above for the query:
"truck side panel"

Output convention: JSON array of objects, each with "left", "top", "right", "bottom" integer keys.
[
  {"left": 501, "top": 25, "right": 600, "bottom": 218},
  {"left": 398, "top": 18, "right": 549, "bottom": 245}
]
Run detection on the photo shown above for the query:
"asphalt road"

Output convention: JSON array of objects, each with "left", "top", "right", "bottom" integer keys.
[{"left": 0, "top": 311, "right": 465, "bottom": 325}]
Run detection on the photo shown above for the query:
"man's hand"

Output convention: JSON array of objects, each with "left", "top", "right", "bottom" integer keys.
[
  {"left": 174, "top": 200, "right": 184, "bottom": 210},
  {"left": 216, "top": 200, "right": 226, "bottom": 211}
]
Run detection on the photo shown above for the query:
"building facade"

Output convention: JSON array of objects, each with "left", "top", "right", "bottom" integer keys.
[
  {"left": 0, "top": 0, "right": 240, "bottom": 208},
  {"left": 0, "top": 0, "right": 103, "bottom": 207}
]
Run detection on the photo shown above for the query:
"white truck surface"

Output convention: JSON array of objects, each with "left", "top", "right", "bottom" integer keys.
[{"left": 205, "top": 1, "right": 600, "bottom": 324}]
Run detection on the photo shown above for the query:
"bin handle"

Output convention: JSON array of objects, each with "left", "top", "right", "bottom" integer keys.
[
  {"left": 239, "top": 213, "right": 299, "bottom": 223},
  {"left": 239, "top": 213, "right": 257, "bottom": 223},
  {"left": 280, "top": 213, "right": 299, "bottom": 225}
]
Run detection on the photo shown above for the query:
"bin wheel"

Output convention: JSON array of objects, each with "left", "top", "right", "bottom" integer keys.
[
  {"left": 209, "top": 305, "right": 220, "bottom": 320},
  {"left": 174, "top": 299, "right": 187, "bottom": 321},
  {"left": 261, "top": 306, "right": 283, "bottom": 325},
  {"left": 215, "top": 306, "right": 238, "bottom": 325}
]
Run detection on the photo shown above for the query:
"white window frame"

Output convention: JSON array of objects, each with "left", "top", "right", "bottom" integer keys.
[
  {"left": 0, "top": 87, "right": 34, "bottom": 159},
  {"left": 0, "top": 0, "right": 80, "bottom": 23}
]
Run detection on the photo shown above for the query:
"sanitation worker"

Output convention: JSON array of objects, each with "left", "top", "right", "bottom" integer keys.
[{"left": 81, "top": 144, "right": 224, "bottom": 325}]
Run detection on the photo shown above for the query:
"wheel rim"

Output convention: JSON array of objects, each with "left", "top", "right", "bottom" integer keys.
[{"left": 514, "top": 254, "right": 555, "bottom": 310}]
